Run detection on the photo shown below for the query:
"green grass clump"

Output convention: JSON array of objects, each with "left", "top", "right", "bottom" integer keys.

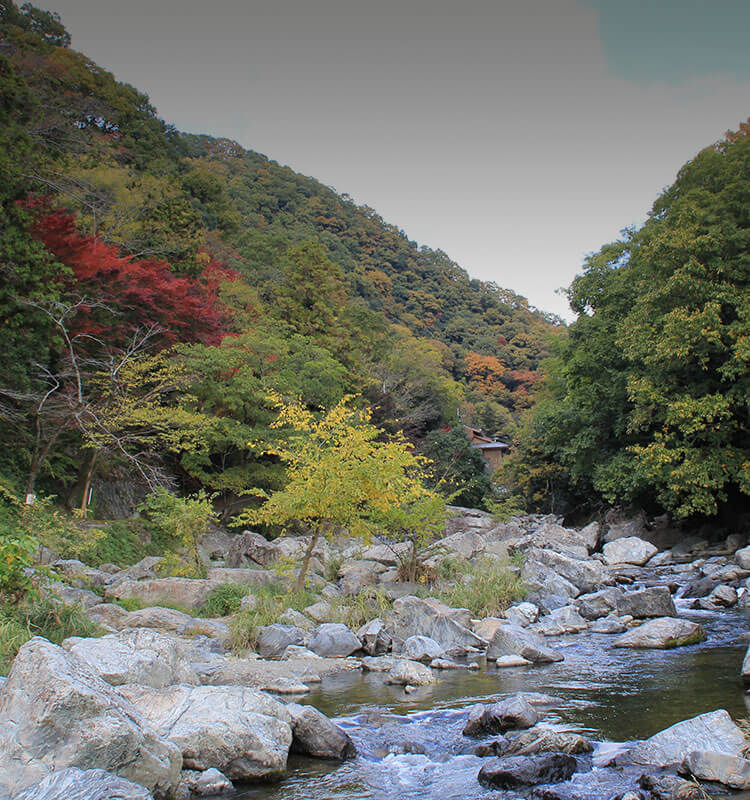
[
  {"left": 198, "top": 583, "right": 250, "bottom": 617},
  {"left": 0, "top": 597, "right": 103, "bottom": 675},
  {"left": 229, "top": 583, "right": 316, "bottom": 652},
  {"left": 431, "top": 558, "right": 525, "bottom": 618},
  {"left": 331, "top": 587, "right": 393, "bottom": 630}
]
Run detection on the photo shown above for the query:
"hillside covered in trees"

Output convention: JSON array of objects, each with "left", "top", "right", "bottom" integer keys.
[
  {"left": 510, "top": 121, "right": 750, "bottom": 525},
  {"left": 0, "top": 1, "right": 560, "bottom": 518}
]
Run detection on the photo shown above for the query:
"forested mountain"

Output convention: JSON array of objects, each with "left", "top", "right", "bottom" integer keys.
[
  {"left": 0, "top": 1, "right": 559, "bottom": 515},
  {"left": 511, "top": 121, "right": 750, "bottom": 523}
]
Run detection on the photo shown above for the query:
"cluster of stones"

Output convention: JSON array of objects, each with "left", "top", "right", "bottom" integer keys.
[{"left": 7, "top": 505, "right": 750, "bottom": 797}]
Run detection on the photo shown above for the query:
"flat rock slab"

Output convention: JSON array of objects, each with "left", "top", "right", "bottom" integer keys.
[
  {"left": 613, "top": 617, "right": 703, "bottom": 649},
  {"left": 13, "top": 768, "right": 153, "bottom": 800},
  {"left": 681, "top": 750, "right": 750, "bottom": 789},
  {"left": 602, "top": 537, "right": 658, "bottom": 566},
  {"left": 629, "top": 709, "right": 745, "bottom": 766}
]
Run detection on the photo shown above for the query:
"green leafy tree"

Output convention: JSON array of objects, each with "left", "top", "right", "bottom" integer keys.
[{"left": 238, "top": 395, "right": 444, "bottom": 590}]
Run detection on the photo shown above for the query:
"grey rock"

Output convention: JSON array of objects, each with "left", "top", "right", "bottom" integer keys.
[
  {"left": 0, "top": 638, "right": 180, "bottom": 798},
  {"left": 118, "top": 684, "right": 292, "bottom": 782},
  {"left": 390, "top": 595, "right": 486, "bottom": 650},
  {"left": 357, "top": 618, "right": 391, "bottom": 656},
  {"left": 514, "top": 523, "right": 591, "bottom": 559},
  {"left": 308, "top": 623, "right": 361, "bottom": 657},
  {"left": 107, "top": 556, "right": 164, "bottom": 584},
  {"left": 205, "top": 567, "right": 274, "bottom": 586},
  {"left": 121, "top": 606, "right": 193, "bottom": 632},
  {"left": 477, "top": 753, "right": 577, "bottom": 788},
  {"left": 503, "top": 729, "right": 593, "bottom": 755},
  {"left": 463, "top": 695, "right": 538, "bottom": 736},
  {"left": 86, "top": 603, "right": 131, "bottom": 628},
  {"left": 225, "top": 531, "right": 278, "bottom": 568},
  {"left": 505, "top": 602, "right": 539, "bottom": 627},
  {"left": 616, "top": 586, "right": 676, "bottom": 619},
  {"left": 736, "top": 545, "right": 750, "bottom": 569},
  {"left": 486, "top": 624, "right": 564, "bottom": 663},
  {"left": 257, "top": 624, "right": 307, "bottom": 658},
  {"left": 521, "top": 558, "right": 581, "bottom": 600},
  {"left": 337, "top": 560, "right": 387, "bottom": 595},
  {"left": 402, "top": 635, "right": 444, "bottom": 662},
  {"left": 629, "top": 709, "right": 745, "bottom": 766},
  {"left": 473, "top": 616, "right": 508, "bottom": 640},
  {"left": 577, "top": 521, "right": 601, "bottom": 552},
  {"left": 575, "top": 588, "right": 622, "bottom": 620},
  {"left": 494, "top": 654, "right": 533, "bottom": 667},
  {"left": 532, "top": 606, "right": 588, "bottom": 636},
  {"left": 386, "top": 659, "right": 434, "bottom": 686},
  {"left": 604, "top": 511, "right": 649, "bottom": 543},
  {"left": 13, "top": 768, "right": 153, "bottom": 800},
  {"left": 603, "top": 537, "right": 658, "bottom": 566},
  {"left": 708, "top": 584, "right": 738, "bottom": 607},
  {"left": 613, "top": 617, "right": 703, "bottom": 649},
  {"left": 680, "top": 750, "right": 750, "bottom": 789},
  {"left": 178, "top": 768, "right": 233, "bottom": 796},
  {"left": 282, "top": 645, "right": 321, "bottom": 660},
  {"left": 287, "top": 703, "right": 356, "bottom": 760},
  {"left": 741, "top": 642, "right": 750, "bottom": 684},
  {"left": 361, "top": 655, "right": 398, "bottom": 672},
  {"left": 590, "top": 613, "right": 631, "bottom": 634},
  {"left": 530, "top": 548, "right": 609, "bottom": 593},
  {"left": 105, "top": 578, "right": 221, "bottom": 611},
  {"left": 278, "top": 608, "right": 315, "bottom": 630},
  {"left": 63, "top": 628, "right": 199, "bottom": 688},
  {"left": 304, "top": 601, "right": 334, "bottom": 623}
]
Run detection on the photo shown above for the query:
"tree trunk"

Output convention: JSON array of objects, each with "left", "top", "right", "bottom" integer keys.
[
  {"left": 296, "top": 531, "right": 320, "bottom": 592},
  {"left": 78, "top": 450, "right": 99, "bottom": 516}
]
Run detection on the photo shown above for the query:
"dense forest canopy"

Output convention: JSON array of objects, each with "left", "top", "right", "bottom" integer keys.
[
  {"left": 511, "top": 122, "right": 750, "bottom": 523},
  {"left": 0, "top": 1, "right": 560, "bottom": 517}
]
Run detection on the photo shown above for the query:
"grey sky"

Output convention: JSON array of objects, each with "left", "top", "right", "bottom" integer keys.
[{"left": 47, "top": 0, "right": 750, "bottom": 319}]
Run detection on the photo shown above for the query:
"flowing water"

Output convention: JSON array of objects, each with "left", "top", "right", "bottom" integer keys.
[{"left": 234, "top": 601, "right": 750, "bottom": 800}]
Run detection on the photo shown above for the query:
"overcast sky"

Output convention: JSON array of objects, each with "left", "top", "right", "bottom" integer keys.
[{"left": 46, "top": 0, "right": 750, "bottom": 319}]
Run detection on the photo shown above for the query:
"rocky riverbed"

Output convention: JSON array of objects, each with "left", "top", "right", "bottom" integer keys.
[{"left": 2, "top": 507, "right": 750, "bottom": 799}]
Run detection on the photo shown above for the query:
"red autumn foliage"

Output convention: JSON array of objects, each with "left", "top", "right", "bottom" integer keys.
[{"left": 26, "top": 199, "right": 229, "bottom": 346}]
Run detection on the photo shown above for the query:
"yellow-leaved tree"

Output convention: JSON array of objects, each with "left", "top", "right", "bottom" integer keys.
[{"left": 238, "top": 395, "right": 445, "bottom": 590}]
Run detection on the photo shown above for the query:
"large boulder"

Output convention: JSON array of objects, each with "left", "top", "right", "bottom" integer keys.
[
  {"left": 386, "top": 659, "right": 434, "bottom": 686},
  {"left": 389, "top": 596, "right": 486, "bottom": 650},
  {"left": 118, "top": 606, "right": 193, "bottom": 632},
  {"left": 532, "top": 606, "right": 588, "bottom": 636},
  {"left": 528, "top": 548, "right": 609, "bottom": 594},
  {"left": 307, "top": 624, "right": 361, "bottom": 657},
  {"left": 402, "top": 635, "right": 444, "bottom": 662},
  {"left": 360, "top": 541, "right": 412, "bottom": 566},
  {"left": 521, "top": 558, "right": 580, "bottom": 600},
  {"left": 63, "top": 628, "right": 199, "bottom": 688},
  {"left": 225, "top": 531, "right": 278, "bottom": 568},
  {"left": 575, "top": 588, "right": 622, "bottom": 620},
  {"left": 616, "top": 586, "right": 676, "bottom": 619},
  {"left": 735, "top": 546, "right": 750, "bottom": 570},
  {"left": 514, "top": 524, "right": 591, "bottom": 560},
  {"left": 118, "top": 684, "right": 292, "bottom": 782},
  {"left": 0, "top": 638, "right": 181, "bottom": 797},
  {"left": 13, "top": 768, "right": 153, "bottom": 800},
  {"left": 205, "top": 568, "right": 274, "bottom": 586},
  {"left": 477, "top": 754, "right": 577, "bottom": 788},
  {"left": 430, "top": 531, "right": 487, "bottom": 559},
  {"left": 463, "top": 696, "right": 538, "bottom": 736},
  {"left": 256, "top": 624, "right": 307, "bottom": 659},
  {"left": 486, "top": 624, "right": 564, "bottom": 664},
  {"left": 602, "top": 537, "right": 658, "bottom": 566},
  {"left": 357, "top": 618, "right": 391, "bottom": 655},
  {"left": 603, "top": 510, "right": 649, "bottom": 543},
  {"left": 680, "top": 751, "right": 750, "bottom": 790},
  {"left": 629, "top": 710, "right": 745, "bottom": 766},
  {"left": 504, "top": 602, "right": 539, "bottom": 627},
  {"left": 287, "top": 703, "right": 356, "bottom": 760},
  {"left": 105, "top": 578, "right": 221, "bottom": 611},
  {"left": 613, "top": 617, "right": 703, "bottom": 649},
  {"left": 338, "top": 560, "right": 387, "bottom": 595}
]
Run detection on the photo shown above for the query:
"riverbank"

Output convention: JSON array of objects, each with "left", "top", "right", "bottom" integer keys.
[{"left": 2, "top": 507, "right": 750, "bottom": 798}]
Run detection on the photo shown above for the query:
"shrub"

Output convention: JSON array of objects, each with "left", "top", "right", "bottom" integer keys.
[
  {"left": 198, "top": 583, "right": 249, "bottom": 617},
  {"left": 431, "top": 557, "right": 524, "bottom": 618},
  {"left": 0, "top": 597, "right": 102, "bottom": 675},
  {"left": 229, "top": 583, "right": 315, "bottom": 652},
  {"left": 331, "top": 587, "right": 392, "bottom": 630},
  {"left": 139, "top": 488, "right": 215, "bottom": 578}
]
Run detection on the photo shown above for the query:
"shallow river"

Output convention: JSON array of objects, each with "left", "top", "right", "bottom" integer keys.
[{"left": 236, "top": 604, "right": 750, "bottom": 800}]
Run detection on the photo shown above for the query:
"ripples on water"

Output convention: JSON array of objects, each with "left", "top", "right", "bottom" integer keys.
[{"left": 235, "top": 606, "right": 750, "bottom": 800}]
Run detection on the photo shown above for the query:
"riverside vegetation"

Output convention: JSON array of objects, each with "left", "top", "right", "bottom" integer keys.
[{"left": 3, "top": 2, "right": 750, "bottom": 799}]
